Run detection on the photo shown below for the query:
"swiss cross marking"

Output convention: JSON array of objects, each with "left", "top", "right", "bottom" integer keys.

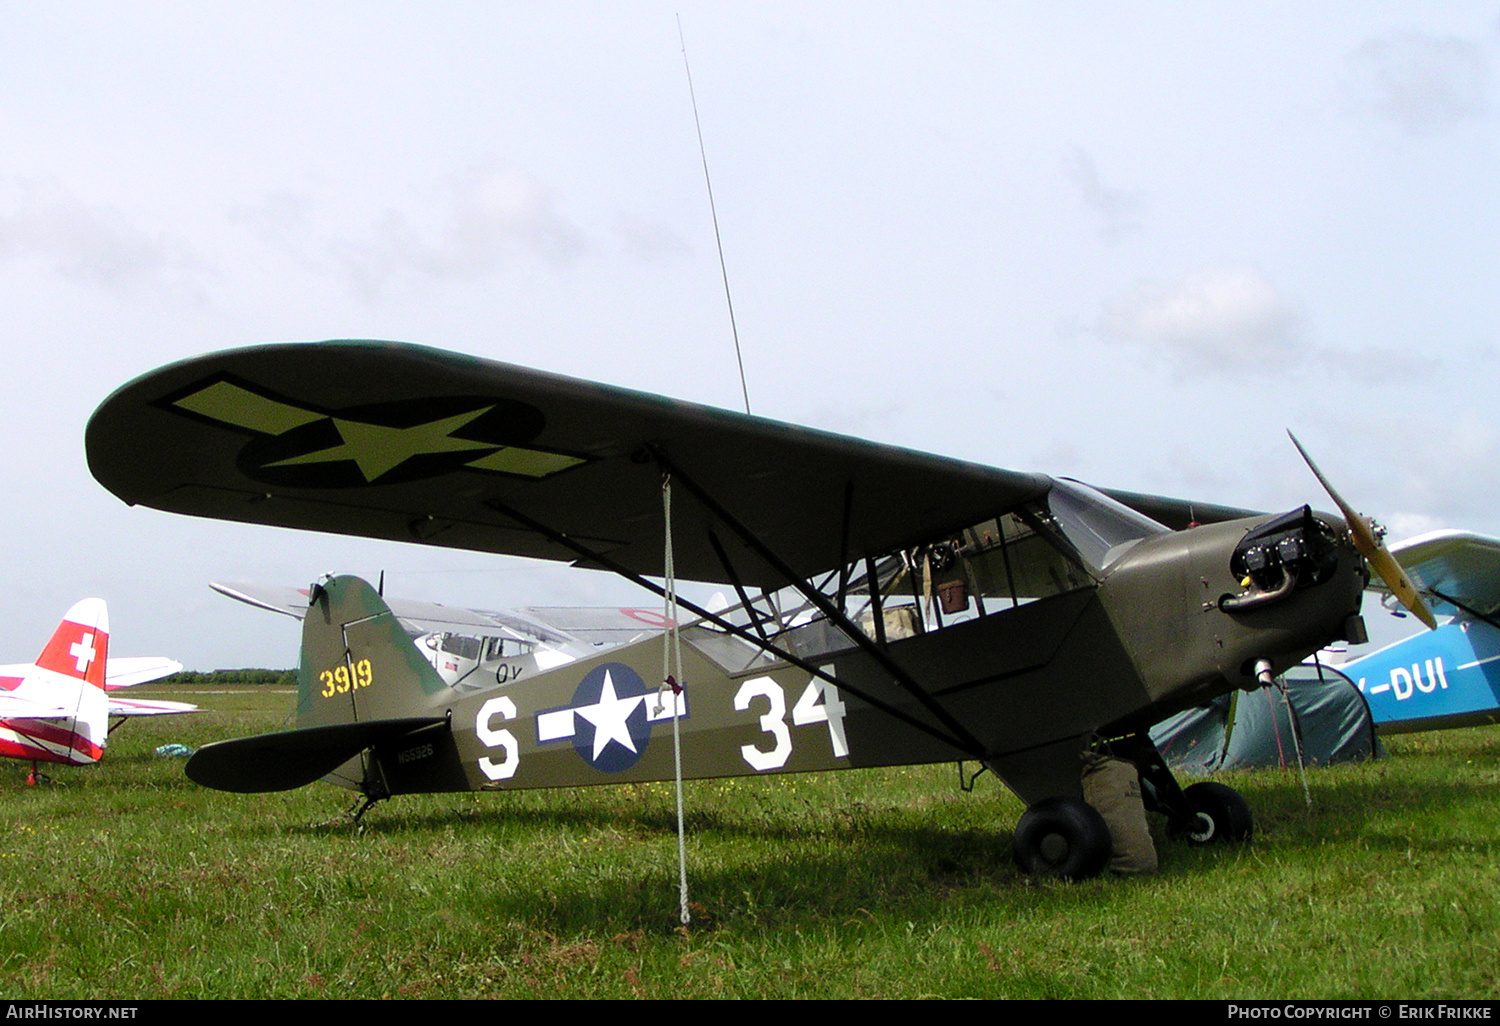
[{"left": 70, "top": 634, "right": 97, "bottom": 674}]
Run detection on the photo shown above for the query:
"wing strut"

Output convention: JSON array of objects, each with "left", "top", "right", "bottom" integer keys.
[
  {"left": 863, "top": 554, "right": 888, "bottom": 647},
  {"left": 660, "top": 473, "right": 692, "bottom": 927},
  {"left": 482, "top": 493, "right": 982, "bottom": 756},
  {"left": 835, "top": 480, "right": 854, "bottom": 614},
  {"left": 705, "top": 530, "right": 773, "bottom": 646},
  {"left": 645, "top": 446, "right": 992, "bottom": 758},
  {"left": 1429, "top": 589, "right": 1499, "bottom": 631}
]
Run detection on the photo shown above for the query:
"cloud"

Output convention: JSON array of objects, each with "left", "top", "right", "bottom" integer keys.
[
  {"left": 1324, "top": 342, "right": 1440, "bottom": 386},
  {"left": 1403, "top": 407, "right": 1500, "bottom": 507},
  {"left": 1381, "top": 511, "right": 1448, "bottom": 542},
  {"left": 1099, "top": 267, "right": 1301, "bottom": 373},
  {"left": 333, "top": 165, "right": 586, "bottom": 298},
  {"left": 226, "top": 189, "right": 312, "bottom": 243},
  {"left": 610, "top": 214, "right": 689, "bottom": 261},
  {"left": 437, "top": 166, "right": 586, "bottom": 272},
  {"left": 0, "top": 176, "right": 188, "bottom": 289},
  {"left": 1062, "top": 148, "right": 1143, "bottom": 241},
  {"left": 1097, "top": 267, "right": 1441, "bottom": 384},
  {"left": 1346, "top": 30, "right": 1490, "bottom": 135}
]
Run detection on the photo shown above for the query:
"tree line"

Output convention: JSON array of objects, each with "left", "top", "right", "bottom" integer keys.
[{"left": 160, "top": 668, "right": 297, "bottom": 686}]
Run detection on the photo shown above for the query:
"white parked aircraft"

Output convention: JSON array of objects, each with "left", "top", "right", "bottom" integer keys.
[{"left": 0, "top": 599, "right": 192, "bottom": 783}]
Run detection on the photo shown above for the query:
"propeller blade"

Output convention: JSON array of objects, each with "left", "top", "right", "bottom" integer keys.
[{"left": 1288, "top": 431, "right": 1436, "bottom": 630}]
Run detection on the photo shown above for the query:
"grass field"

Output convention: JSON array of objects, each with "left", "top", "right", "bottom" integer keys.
[{"left": 0, "top": 684, "right": 1496, "bottom": 999}]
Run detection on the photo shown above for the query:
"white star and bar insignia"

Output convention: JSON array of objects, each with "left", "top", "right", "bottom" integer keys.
[{"left": 535, "top": 663, "right": 688, "bottom": 773}]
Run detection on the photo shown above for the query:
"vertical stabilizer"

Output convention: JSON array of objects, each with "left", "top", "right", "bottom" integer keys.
[
  {"left": 296, "top": 575, "right": 449, "bottom": 730},
  {"left": 186, "top": 576, "right": 448, "bottom": 794},
  {"left": 34, "top": 599, "right": 110, "bottom": 763},
  {"left": 36, "top": 599, "right": 109, "bottom": 687}
]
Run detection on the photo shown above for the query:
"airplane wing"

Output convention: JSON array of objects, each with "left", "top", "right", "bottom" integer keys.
[
  {"left": 1385, "top": 530, "right": 1500, "bottom": 620},
  {"left": 211, "top": 580, "right": 665, "bottom": 647},
  {"left": 105, "top": 656, "right": 184, "bottom": 689},
  {"left": 208, "top": 581, "right": 310, "bottom": 620},
  {"left": 88, "top": 341, "right": 1051, "bottom": 589},
  {"left": 1101, "top": 488, "right": 1261, "bottom": 531},
  {"left": 0, "top": 691, "right": 72, "bottom": 719},
  {"left": 0, "top": 680, "right": 193, "bottom": 719},
  {"left": 509, "top": 606, "right": 673, "bottom": 646},
  {"left": 108, "top": 697, "right": 198, "bottom": 717},
  {"left": 210, "top": 580, "right": 549, "bottom": 636}
]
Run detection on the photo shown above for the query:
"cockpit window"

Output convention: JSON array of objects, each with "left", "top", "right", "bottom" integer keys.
[
  {"left": 437, "top": 633, "right": 481, "bottom": 661},
  {"left": 691, "top": 478, "right": 1163, "bottom": 672},
  {"left": 1044, "top": 478, "right": 1168, "bottom": 572}
]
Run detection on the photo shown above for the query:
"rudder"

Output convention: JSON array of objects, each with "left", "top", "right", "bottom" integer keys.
[
  {"left": 36, "top": 599, "right": 109, "bottom": 687},
  {"left": 186, "top": 575, "right": 449, "bottom": 794},
  {"left": 297, "top": 574, "right": 450, "bottom": 729},
  {"left": 35, "top": 598, "right": 110, "bottom": 764}
]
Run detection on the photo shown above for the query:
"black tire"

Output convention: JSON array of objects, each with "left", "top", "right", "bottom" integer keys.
[
  {"left": 1176, "top": 781, "right": 1253, "bottom": 845},
  {"left": 1012, "top": 797, "right": 1112, "bottom": 880}
]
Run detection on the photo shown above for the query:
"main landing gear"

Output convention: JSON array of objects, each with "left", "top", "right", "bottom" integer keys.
[
  {"left": 1010, "top": 735, "right": 1253, "bottom": 881},
  {"left": 1012, "top": 796, "right": 1112, "bottom": 880}
]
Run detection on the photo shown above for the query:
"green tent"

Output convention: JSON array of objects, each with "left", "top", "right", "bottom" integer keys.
[{"left": 1150, "top": 663, "right": 1382, "bottom": 773}]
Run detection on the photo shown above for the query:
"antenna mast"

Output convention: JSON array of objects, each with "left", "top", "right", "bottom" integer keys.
[{"left": 678, "top": 16, "right": 751, "bottom": 415}]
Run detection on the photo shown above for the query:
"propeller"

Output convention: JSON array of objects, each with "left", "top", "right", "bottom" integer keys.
[{"left": 1288, "top": 431, "right": 1436, "bottom": 630}]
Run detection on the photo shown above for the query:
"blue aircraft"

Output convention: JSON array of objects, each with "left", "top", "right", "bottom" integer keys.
[{"left": 1343, "top": 531, "right": 1500, "bottom": 733}]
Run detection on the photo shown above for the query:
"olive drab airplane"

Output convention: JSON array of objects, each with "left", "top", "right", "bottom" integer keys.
[
  {"left": 0, "top": 599, "right": 192, "bottom": 783},
  {"left": 85, "top": 340, "right": 1428, "bottom": 880},
  {"left": 1341, "top": 530, "right": 1500, "bottom": 734}
]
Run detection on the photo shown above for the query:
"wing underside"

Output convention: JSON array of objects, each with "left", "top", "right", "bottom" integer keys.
[
  {"left": 88, "top": 341, "right": 1050, "bottom": 590},
  {"left": 1384, "top": 530, "right": 1500, "bottom": 620}
]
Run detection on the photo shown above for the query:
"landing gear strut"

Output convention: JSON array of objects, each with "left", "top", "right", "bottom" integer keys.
[
  {"left": 1111, "top": 733, "right": 1254, "bottom": 845},
  {"left": 1010, "top": 734, "right": 1254, "bottom": 880},
  {"left": 347, "top": 793, "right": 385, "bottom": 830}
]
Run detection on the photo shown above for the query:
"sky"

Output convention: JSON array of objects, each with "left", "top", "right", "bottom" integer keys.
[{"left": 3, "top": 2, "right": 1498, "bottom": 669}]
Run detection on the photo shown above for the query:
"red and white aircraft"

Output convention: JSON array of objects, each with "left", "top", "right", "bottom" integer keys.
[{"left": 0, "top": 599, "right": 193, "bottom": 783}]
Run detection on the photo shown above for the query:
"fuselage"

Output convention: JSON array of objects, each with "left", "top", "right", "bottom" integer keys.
[
  {"left": 0, "top": 663, "right": 106, "bottom": 766},
  {"left": 1343, "top": 618, "right": 1500, "bottom": 733},
  {"left": 290, "top": 486, "right": 1369, "bottom": 807}
]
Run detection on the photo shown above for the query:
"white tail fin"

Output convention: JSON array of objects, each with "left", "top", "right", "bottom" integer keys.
[
  {"left": 30, "top": 599, "right": 110, "bottom": 763},
  {"left": 36, "top": 599, "right": 109, "bottom": 684}
]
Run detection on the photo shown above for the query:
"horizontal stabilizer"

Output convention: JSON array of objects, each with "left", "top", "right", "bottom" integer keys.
[
  {"left": 185, "top": 716, "right": 444, "bottom": 793},
  {"left": 108, "top": 697, "right": 198, "bottom": 717},
  {"left": 0, "top": 693, "right": 72, "bottom": 719},
  {"left": 105, "top": 656, "right": 185, "bottom": 689}
]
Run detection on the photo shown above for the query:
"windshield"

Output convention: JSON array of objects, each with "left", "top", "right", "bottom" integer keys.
[{"left": 1046, "top": 478, "right": 1169, "bottom": 572}]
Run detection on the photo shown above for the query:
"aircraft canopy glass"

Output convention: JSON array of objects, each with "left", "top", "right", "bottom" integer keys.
[
  {"left": 692, "top": 481, "right": 1162, "bottom": 673},
  {"left": 1043, "top": 478, "right": 1169, "bottom": 572}
]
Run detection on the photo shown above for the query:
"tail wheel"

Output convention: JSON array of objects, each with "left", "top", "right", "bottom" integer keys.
[
  {"left": 1176, "top": 782, "right": 1253, "bottom": 845},
  {"left": 1013, "top": 797, "right": 1112, "bottom": 881}
]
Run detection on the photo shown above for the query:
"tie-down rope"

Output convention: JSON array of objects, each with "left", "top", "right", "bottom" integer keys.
[{"left": 657, "top": 473, "right": 691, "bottom": 926}]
